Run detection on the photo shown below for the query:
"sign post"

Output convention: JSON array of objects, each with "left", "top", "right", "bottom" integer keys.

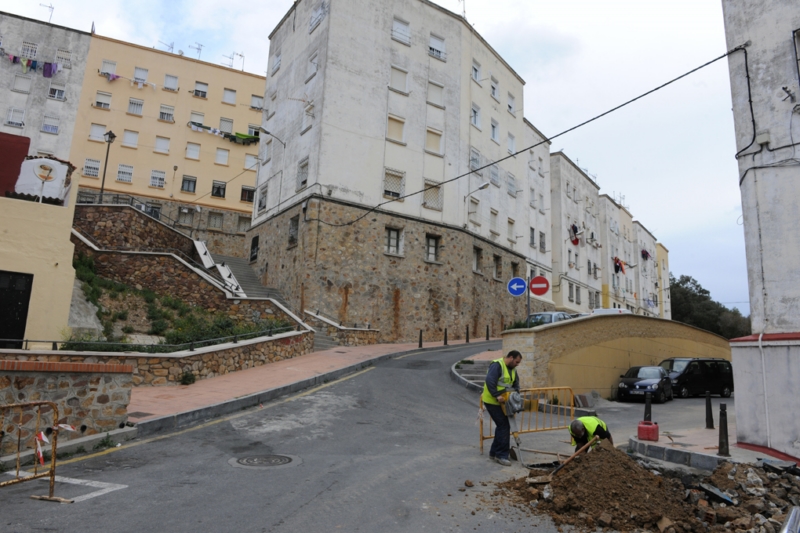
[{"left": 526, "top": 274, "right": 531, "bottom": 323}]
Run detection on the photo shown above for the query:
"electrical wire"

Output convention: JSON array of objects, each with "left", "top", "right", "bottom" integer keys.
[{"left": 306, "top": 44, "right": 750, "bottom": 228}]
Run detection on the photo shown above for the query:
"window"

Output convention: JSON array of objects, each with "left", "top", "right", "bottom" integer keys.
[
  {"left": 568, "top": 282, "right": 574, "bottom": 302},
  {"left": 490, "top": 77, "right": 499, "bottom": 100},
  {"left": 194, "top": 81, "right": 208, "bottom": 98},
  {"left": 473, "top": 247, "right": 482, "bottom": 272},
  {"left": 83, "top": 158, "right": 101, "bottom": 177},
  {"left": 251, "top": 95, "right": 264, "bottom": 109},
  {"left": 12, "top": 75, "right": 31, "bottom": 93},
  {"left": 178, "top": 208, "right": 194, "bottom": 225},
  {"left": 588, "top": 291, "right": 594, "bottom": 309},
  {"left": 302, "top": 103, "right": 314, "bottom": 131},
  {"left": 427, "top": 82, "right": 443, "bottom": 106},
  {"left": 297, "top": 158, "right": 309, "bottom": 190},
  {"left": 117, "top": 164, "right": 133, "bottom": 183},
  {"left": 248, "top": 124, "right": 260, "bottom": 136},
  {"left": 392, "top": 18, "right": 410, "bottom": 44},
  {"left": 41, "top": 115, "right": 59, "bottom": 134},
  {"left": 490, "top": 210, "right": 498, "bottom": 234},
  {"left": 122, "top": 130, "right": 138, "bottom": 147},
  {"left": 493, "top": 255, "right": 502, "bottom": 278},
  {"left": 307, "top": 52, "right": 318, "bottom": 80},
  {"left": 429, "top": 34, "right": 445, "bottom": 60},
  {"left": 596, "top": 291, "right": 601, "bottom": 308},
  {"left": 539, "top": 232, "right": 546, "bottom": 253},
  {"left": 506, "top": 173, "right": 517, "bottom": 197},
  {"left": 128, "top": 98, "right": 143, "bottom": 115},
  {"left": 385, "top": 228, "right": 401, "bottom": 255},
  {"left": 471, "top": 60, "right": 481, "bottom": 82},
  {"left": 100, "top": 60, "right": 116, "bottom": 75},
  {"left": 208, "top": 212, "right": 223, "bottom": 230},
  {"left": 490, "top": 120, "right": 499, "bottom": 141},
  {"left": 511, "top": 262, "right": 519, "bottom": 278},
  {"left": 425, "top": 129, "right": 442, "bottom": 154},
  {"left": 154, "top": 136, "right": 170, "bottom": 153},
  {"left": 271, "top": 51, "right": 281, "bottom": 74},
  {"left": 426, "top": 235, "right": 440, "bottom": 262},
  {"left": 95, "top": 91, "right": 111, "bottom": 109},
  {"left": 55, "top": 48, "right": 72, "bottom": 68},
  {"left": 310, "top": 4, "right": 324, "bottom": 31},
  {"left": 490, "top": 165, "right": 500, "bottom": 187},
  {"left": 593, "top": 263, "right": 599, "bottom": 279},
  {"left": 21, "top": 41, "right": 38, "bottom": 59},
  {"left": 468, "top": 198, "right": 480, "bottom": 224},
  {"left": 164, "top": 74, "right": 178, "bottom": 91},
  {"left": 133, "top": 67, "right": 148, "bottom": 83},
  {"left": 245, "top": 154, "right": 259, "bottom": 169},
  {"left": 181, "top": 176, "right": 196, "bottom": 193},
  {"left": 159, "top": 104, "right": 174, "bottom": 122},
  {"left": 211, "top": 180, "right": 226, "bottom": 198},
  {"left": 185, "top": 142, "right": 200, "bottom": 159},
  {"left": 190, "top": 111, "right": 204, "bottom": 126},
  {"left": 383, "top": 168, "right": 404, "bottom": 198},
  {"left": 150, "top": 170, "right": 166, "bottom": 188},
  {"left": 576, "top": 286, "right": 582, "bottom": 305},
  {"left": 219, "top": 117, "right": 233, "bottom": 134},
  {"left": 289, "top": 215, "right": 299, "bottom": 246},
  {"left": 508, "top": 133, "right": 515, "bottom": 154},
  {"left": 250, "top": 236, "right": 259, "bottom": 262},
  {"left": 538, "top": 157, "right": 544, "bottom": 176},
  {"left": 240, "top": 186, "right": 255, "bottom": 202},
  {"left": 89, "top": 123, "right": 105, "bottom": 140},
  {"left": 264, "top": 140, "right": 272, "bottom": 162},
  {"left": 48, "top": 82, "right": 65, "bottom": 100},
  {"left": 387, "top": 115, "right": 404, "bottom": 142},
  {"left": 238, "top": 216, "right": 251, "bottom": 233},
  {"left": 469, "top": 148, "right": 481, "bottom": 172},
  {"left": 222, "top": 88, "right": 236, "bottom": 104},
  {"left": 215, "top": 148, "right": 229, "bottom": 165},
  {"left": 566, "top": 181, "right": 572, "bottom": 198},
  {"left": 529, "top": 227, "right": 536, "bottom": 247},
  {"left": 390, "top": 67, "right": 407, "bottom": 92},
  {"left": 507, "top": 219, "right": 515, "bottom": 240},
  {"left": 257, "top": 185, "right": 268, "bottom": 212},
  {"left": 530, "top": 188, "right": 537, "bottom": 209},
  {"left": 508, "top": 93, "right": 516, "bottom": 115},
  {"left": 470, "top": 104, "right": 480, "bottom": 128},
  {"left": 423, "top": 180, "right": 443, "bottom": 210}
]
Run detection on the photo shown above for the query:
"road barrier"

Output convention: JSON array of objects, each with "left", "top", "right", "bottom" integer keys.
[
  {"left": 0, "top": 401, "right": 73, "bottom": 503},
  {"left": 479, "top": 387, "right": 576, "bottom": 455}
]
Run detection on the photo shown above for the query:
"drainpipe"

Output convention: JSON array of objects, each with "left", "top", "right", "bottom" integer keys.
[{"left": 758, "top": 332, "right": 772, "bottom": 449}]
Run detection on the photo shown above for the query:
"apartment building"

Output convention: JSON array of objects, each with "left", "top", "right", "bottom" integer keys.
[
  {"left": 598, "top": 194, "right": 636, "bottom": 311},
  {"left": 247, "top": 0, "right": 554, "bottom": 341},
  {"left": 0, "top": 12, "right": 92, "bottom": 159},
  {"left": 70, "top": 35, "right": 266, "bottom": 254},
  {"left": 549, "top": 152, "right": 602, "bottom": 314},
  {"left": 655, "top": 242, "right": 671, "bottom": 319},
  {"left": 633, "top": 221, "right": 659, "bottom": 318}
]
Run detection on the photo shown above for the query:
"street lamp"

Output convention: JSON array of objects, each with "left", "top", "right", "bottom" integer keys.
[
  {"left": 98, "top": 130, "right": 116, "bottom": 201},
  {"left": 257, "top": 127, "right": 285, "bottom": 147},
  {"left": 463, "top": 181, "right": 490, "bottom": 225}
]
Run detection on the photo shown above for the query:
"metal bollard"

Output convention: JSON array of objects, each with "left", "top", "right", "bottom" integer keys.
[
  {"left": 486, "top": 325, "right": 489, "bottom": 341},
  {"left": 466, "top": 325, "right": 470, "bottom": 343},
  {"left": 718, "top": 403, "right": 730, "bottom": 457},
  {"left": 444, "top": 328, "right": 448, "bottom": 346},
  {"left": 705, "top": 391, "right": 714, "bottom": 429},
  {"left": 419, "top": 329, "right": 422, "bottom": 349},
  {"left": 644, "top": 392, "right": 652, "bottom": 422},
  {"left": 190, "top": 342, "right": 195, "bottom": 352}
]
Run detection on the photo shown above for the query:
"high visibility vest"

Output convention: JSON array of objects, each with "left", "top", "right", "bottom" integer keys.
[
  {"left": 482, "top": 358, "right": 516, "bottom": 406},
  {"left": 570, "top": 416, "right": 608, "bottom": 446}
]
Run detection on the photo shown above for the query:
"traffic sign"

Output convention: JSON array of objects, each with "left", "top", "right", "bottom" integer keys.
[
  {"left": 507, "top": 277, "right": 527, "bottom": 297},
  {"left": 530, "top": 276, "right": 550, "bottom": 296}
]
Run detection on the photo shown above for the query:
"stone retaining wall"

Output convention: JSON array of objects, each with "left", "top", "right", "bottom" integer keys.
[
  {"left": 0, "top": 361, "right": 132, "bottom": 455},
  {"left": 303, "top": 314, "right": 380, "bottom": 347},
  {"left": 0, "top": 330, "right": 314, "bottom": 387}
]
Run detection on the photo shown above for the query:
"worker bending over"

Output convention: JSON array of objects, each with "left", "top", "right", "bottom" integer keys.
[
  {"left": 569, "top": 416, "right": 614, "bottom": 452},
  {"left": 481, "top": 350, "right": 523, "bottom": 466}
]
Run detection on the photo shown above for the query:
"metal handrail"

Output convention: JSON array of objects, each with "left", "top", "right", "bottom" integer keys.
[
  {"left": 307, "top": 308, "right": 371, "bottom": 330},
  {"left": 76, "top": 191, "right": 185, "bottom": 228},
  {"left": 782, "top": 507, "right": 800, "bottom": 533}
]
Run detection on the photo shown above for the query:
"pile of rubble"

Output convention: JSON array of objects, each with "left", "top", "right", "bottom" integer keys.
[{"left": 493, "top": 440, "right": 799, "bottom": 532}]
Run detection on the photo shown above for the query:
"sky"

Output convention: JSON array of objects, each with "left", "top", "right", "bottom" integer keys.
[{"left": 2, "top": 0, "right": 750, "bottom": 313}]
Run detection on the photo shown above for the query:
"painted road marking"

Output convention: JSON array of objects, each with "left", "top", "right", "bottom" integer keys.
[{"left": 6, "top": 471, "right": 127, "bottom": 502}]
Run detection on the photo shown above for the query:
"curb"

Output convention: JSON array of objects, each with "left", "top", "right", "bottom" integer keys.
[
  {"left": 136, "top": 339, "right": 501, "bottom": 438},
  {"left": 628, "top": 436, "right": 734, "bottom": 472}
]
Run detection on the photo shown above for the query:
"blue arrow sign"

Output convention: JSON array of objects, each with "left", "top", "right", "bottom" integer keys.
[{"left": 507, "top": 277, "right": 527, "bottom": 297}]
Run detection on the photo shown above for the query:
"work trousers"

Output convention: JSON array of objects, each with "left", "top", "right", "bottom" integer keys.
[{"left": 485, "top": 403, "right": 510, "bottom": 460}]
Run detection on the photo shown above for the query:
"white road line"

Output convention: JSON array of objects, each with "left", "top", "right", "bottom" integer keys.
[{"left": 6, "top": 471, "right": 128, "bottom": 502}]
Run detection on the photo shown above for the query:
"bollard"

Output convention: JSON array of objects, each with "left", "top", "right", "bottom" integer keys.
[
  {"left": 644, "top": 392, "right": 652, "bottom": 422},
  {"left": 486, "top": 325, "right": 489, "bottom": 341},
  {"left": 466, "top": 325, "right": 470, "bottom": 343},
  {"left": 718, "top": 403, "right": 730, "bottom": 457},
  {"left": 190, "top": 342, "right": 195, "bottom": 352},
  {"left": 52, "top": 342, "right": 58, "bottom": 350},
  {"left": 444, "top": 328, "right": 448, "bottom": 346},
  {"left": 705, "top": 391, "right": 714, "bottom": 429},
  {"left": 233, "top": 334, "right": 238, "bottom": 344},
  {"left": 419, "top": 329, "right": 423, "bottom": 349}
]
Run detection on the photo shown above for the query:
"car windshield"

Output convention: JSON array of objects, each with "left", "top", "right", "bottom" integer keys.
[
  {"left": 637, "top": 367, "right": 662, "bottom": 379},
  {"left": 529, "top": 314, "right": 552, "bottom": 324},
  {"left": 671, "top": 360, "right": 690, "bottom": 373}
]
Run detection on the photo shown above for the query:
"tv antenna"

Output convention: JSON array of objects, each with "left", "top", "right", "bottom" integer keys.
[
  {"left": 158, "top": 40, "right": 174, "bottom": 53},
  {"left": 234, "top": 52, "right": 245, "bottom": 72},
  {"left": 39, "top": 3, "right": 54, "bottom": 23},
  {"left": 222, "top": 52, "right": 234, "bottom": 68},
  {"left": 457, "top": 0, "right": 466, "bottom": 19},
  {"left": 189, "top": 42, "right": 204, "bottom": 59}
]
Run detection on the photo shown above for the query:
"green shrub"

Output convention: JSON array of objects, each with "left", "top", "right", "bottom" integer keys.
[
  {"left": 114, "top": 310, "right": 129, "bottom": 321},
  {"left": 149, "top": 319, "right": 169, "bottom": 335},
  {"left": 504, "top": 319, "right": 531, "bottom": 331},
  {"left": 141, "top": 290, "right": 157, "bottom": 304},
  {"left": 180, "top": 371, "right": 196, "bottom": 385},
  {"left": 122, "top": 325, "right": 134, "bottom": 334},
  {"left": 102, "top": 320, "right": 115, "bottom": 341},
  {"left": 161, "top": 295, "right": 191, "bottom": 317}
]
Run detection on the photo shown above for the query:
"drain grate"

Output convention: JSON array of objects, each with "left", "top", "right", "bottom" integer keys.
[{"left": 228, "top": 454, "right": 301, "bottom": 470}]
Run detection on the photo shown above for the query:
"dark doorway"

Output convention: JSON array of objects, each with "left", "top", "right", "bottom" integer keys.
[{"left": 0, "top": 271, "right": 34, "bottom": 349}]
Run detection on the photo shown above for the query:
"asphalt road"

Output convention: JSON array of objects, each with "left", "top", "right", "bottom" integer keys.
[{"left": 1, "top": 342, "right": 734, "bottom": 533}]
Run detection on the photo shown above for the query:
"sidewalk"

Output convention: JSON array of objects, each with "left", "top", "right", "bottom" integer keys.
[{"left": 128, "top": 337, "right": 500, "bottom": 436}]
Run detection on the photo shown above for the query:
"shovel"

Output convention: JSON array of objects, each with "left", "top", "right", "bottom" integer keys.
[{"left": 527, "top": 436, "right": 599, "bottom": 485}]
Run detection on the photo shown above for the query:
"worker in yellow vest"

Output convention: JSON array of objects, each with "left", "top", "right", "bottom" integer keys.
[
  {"left": 569, "top": 416, "right": 614, "bottom": 452},
  {"left": 482, "top": 350, "right": 523, "bottom": 466}
]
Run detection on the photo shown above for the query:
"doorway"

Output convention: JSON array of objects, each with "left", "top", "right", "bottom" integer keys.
[{"left": 0, "top": 271, "right": 34, "bottom": 349}]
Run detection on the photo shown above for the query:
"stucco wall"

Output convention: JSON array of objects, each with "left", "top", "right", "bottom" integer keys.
[{"left": 502, "top": 314, "right": 731, "bottom": 397}]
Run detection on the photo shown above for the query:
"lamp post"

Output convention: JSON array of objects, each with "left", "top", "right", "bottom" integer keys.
[
  {"left": 463, "top": 181, "right": 490, "bottom": 225},
  {"left": 98, "top": 130, "right": 116, "bottom": 201}
]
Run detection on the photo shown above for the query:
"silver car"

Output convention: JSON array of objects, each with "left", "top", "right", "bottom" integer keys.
[{"left": 526, "top": 312, "right": 573, "bottom": 327}]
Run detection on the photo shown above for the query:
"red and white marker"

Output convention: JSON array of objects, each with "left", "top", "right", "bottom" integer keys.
[{"left": 529, "top": 276, "right": 550, "bottom": 296}]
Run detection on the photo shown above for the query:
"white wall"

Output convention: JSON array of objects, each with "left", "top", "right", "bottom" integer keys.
[{"left": 633, "top": 221, "right": 659, "bottom": 317}]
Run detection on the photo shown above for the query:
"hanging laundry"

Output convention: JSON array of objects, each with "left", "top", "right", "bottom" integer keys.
[
  {"left": 108, "top": 73, "right": 121, "bottom": 82},
  {"left": 43, "top": 62, "right": 54, "bottom": 77},
  {"left": 21, "top": 59, "right": 30, "bottom": 73},
  {"left": 30, "top": 60, "right": 38, "bottom": 71},
  {"left": 190, "top": 124, "right": 199, "bottom": 132},
  {"left": 56, "top": 63, "right": 63, "bottom": 74},
  {"left": 137, "top": 82, "right": 143, "bottom": 89}
]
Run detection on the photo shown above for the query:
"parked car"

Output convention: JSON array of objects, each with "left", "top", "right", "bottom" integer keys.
[
  {"left": 592, "top": 308, "right": 633, "bottom": 315},
  {"left": 658, "top": 358, "right": 733, "bottom": 398},
  {"left": 526, "top": 312, "right": 573, "bottom": 327},
  {"left": 617, "top": 366, "right": 673, "bottom": 403},
  {"left": 569, "top": 313, "right": 591, "bottom": 319}
]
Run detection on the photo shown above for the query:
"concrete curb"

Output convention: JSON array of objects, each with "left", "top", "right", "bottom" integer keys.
[
  {"left": 628, "top": 436, "right": 734, "bottom": 472},
  {"left": 136, "top": 340, "right": 501, "bottom": 438},
  {"left": 1, "top": 426, "right": 138, "bottom": 469}
]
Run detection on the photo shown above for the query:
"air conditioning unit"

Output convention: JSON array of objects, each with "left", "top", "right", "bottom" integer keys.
[
  {"left": 181, "top": 207, "right": 189, "bottom": 214},
  {"left": 134, "top": 203, "right": 146, "bottom": 211}
]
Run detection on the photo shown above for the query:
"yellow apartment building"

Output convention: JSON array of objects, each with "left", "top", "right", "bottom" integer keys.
[{"left": 69, "top": 35, "right": 266, "bottom": 256}]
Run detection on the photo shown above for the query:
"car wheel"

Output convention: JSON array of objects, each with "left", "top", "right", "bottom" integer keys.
[
  {"left": 656, "top": 390, "right": 666, "bottom": 404},
  {"left": 668, "top": 388, "right": 674, "bottom": 401},
  {"left": 721, "top": 386, "right": 732, "bottom": 398},
  {"left": 679, "top": 386, "right": 690, "bottom": 398}
]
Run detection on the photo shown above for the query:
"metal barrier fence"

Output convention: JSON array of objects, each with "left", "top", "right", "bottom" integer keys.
[
  {"left": 0, "top": 401, "right": 72, "bottom": 503},
  {"left": 479, "top": 387, "right": 576, "bottom": 454}
]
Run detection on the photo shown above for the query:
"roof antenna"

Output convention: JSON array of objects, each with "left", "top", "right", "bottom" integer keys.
[
  {"left": 189, "top": 42, "right": 204, "bottom": 59},
  {"left": 222, "top": 52, "right": 234, "bottom": 68},
  {"left": 39, "top": 3, "right": 54, "bottom": 23},
  {"left": 457, "top": 0, "right": 466, "bottom": 19},
  {"left": 234, "top": 52, "right": 245, "bottom": 72},
  {"left": 158, "top": 40, "right": 174, "bottom": 53}
]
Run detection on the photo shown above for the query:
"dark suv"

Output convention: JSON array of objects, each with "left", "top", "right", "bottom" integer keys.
[{"left": 658, "top": 358, "right": 733, "bottom": 398}]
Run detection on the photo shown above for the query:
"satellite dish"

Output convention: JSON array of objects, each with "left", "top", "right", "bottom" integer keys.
[{"left": 178, "top": 50, "right": 184, "bottom": 56}]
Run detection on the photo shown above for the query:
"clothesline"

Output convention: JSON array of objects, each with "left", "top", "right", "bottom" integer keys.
[
  {"left": 187, "top": 122, "right": 259, "bottom": 146},
  {"left": 98, "top": 70, "right": 157, "bottom": 91},
  {"left": 3, "top": 50, "right": 65, "bottom": 78}
]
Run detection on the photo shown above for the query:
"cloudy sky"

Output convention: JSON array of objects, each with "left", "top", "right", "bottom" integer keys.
[{"left": 2, "top": 0, "right": 750, "bottom": 313}]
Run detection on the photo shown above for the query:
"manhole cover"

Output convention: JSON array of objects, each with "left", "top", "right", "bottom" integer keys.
[
  {"left": 127, "top": 411, "right": 153, "bottom": 418},
  {"left": 228, "top": 454, "right": 301, "bottom": 470}
]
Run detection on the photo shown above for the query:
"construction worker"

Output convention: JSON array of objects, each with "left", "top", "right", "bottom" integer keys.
[
  {"left": 569, "top": 416, "right": 614, "bottom": 452},
  {"left": 482, "top": 350, "right": 523, "bottom": 466}
]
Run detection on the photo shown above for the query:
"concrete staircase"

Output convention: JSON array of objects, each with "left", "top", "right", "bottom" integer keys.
[
  {"left": 456, "top": 359, "right": 492, "bottom": 390},
  {"left": 212, "top": 255, "right": 294, "bottom": 311},
  {"left": 312, "top": 330, "right": 339, "bottom": 352}
]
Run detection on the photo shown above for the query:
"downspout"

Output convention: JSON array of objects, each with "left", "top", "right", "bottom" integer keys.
[{"left": 758, "top": 332, "right": 772, "bottom": 449}]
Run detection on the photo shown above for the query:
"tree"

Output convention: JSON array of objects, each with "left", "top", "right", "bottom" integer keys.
[{"left": 669, "top": 274, "right": 751, "bottom": 339}]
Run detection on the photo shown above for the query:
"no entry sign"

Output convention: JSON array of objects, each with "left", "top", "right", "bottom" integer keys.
[{"left": 529, "top": 276, "right": 550, "bottom": 296}]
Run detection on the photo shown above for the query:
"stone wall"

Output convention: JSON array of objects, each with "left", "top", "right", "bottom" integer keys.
[
  {"left": 0, "top": 361, "right": 132, "bottom": 455},
  {"left": 503, "top": 314, "right": 731, "bottom": 396},
  {"left": 302, "top": 314, "right": 380, "bottom": 346},
  {"left": 247, "top": 197, "right": 554, "bottom": 343},
  {"left": 0, "top": 331, "right": 313, "bottom": 387}
]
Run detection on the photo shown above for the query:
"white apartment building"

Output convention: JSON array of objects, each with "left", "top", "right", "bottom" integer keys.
[
  {"left": 598, "top": 194, "right": 636, "bottom": 311},
  {"left": 0, "top": 12, "right": 92, "bottom": 159},
  {"left": 549, "top": 152, "right": 602, "bottom": 314},
  {"left": 633, "top": 221, "right": 659, "bottom": 318}
]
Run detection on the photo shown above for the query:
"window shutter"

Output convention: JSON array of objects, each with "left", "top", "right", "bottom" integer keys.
[
  {"left": 122, "top": 130, "right": 138, "bottom": 147},
  {"left": 425, "top": 130, "right": 442, "bottom": 153},
  {"left": 387, "top": 117, "right": 404, "bottom": 141},
  {"left": 427, "top": 83, "right": 443, "bottom": 106},
  {"left": 223, "top": 89, "right": 236, "bottom": 104},
  {"left": 164, "top": 74, "right": 178, "bottom": 90},
  {"left": 215, "top": 148, "right": 229, "bottom": 165},
  {"left": 186, "top": 143, "right": 200, "bottom": 159},
  {"left": 390, "top": 68, "right": 407, "bottom": 91}
]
